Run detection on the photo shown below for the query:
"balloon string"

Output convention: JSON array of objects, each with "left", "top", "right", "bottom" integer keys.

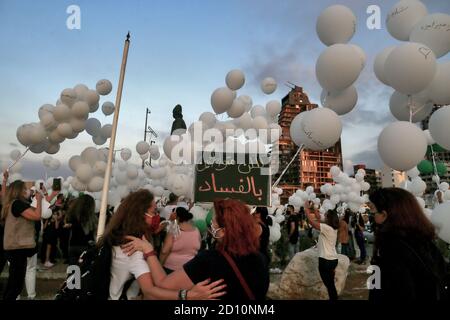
[
  {"left": 272, "top": 144, "right": 303, "bottom": 188},
  {"left": 430, "top": 145, "right": 440, "bottom": 187},
  {"left": 7, "top": 147, "right": 30, "bottom": 171},
  {"left": 408, "top": 95, "right": 413, "bottom": 123}
]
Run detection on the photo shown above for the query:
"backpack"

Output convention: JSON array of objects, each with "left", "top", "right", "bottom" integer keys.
[{"left": 55, "top": 243, "right": 112, "bottom": 301}]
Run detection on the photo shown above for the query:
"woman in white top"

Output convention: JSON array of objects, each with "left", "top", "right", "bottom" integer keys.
[
  {"left": 305, "top": 202, "right": 340, "bottom": 300},
  {"left": 99, "top": 189, "right": 225, "bottom": 300}
]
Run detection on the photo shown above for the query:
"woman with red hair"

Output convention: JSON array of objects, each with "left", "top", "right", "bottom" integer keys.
[{"left": 122, "top": 198, "right": 269, "bottom": 300}]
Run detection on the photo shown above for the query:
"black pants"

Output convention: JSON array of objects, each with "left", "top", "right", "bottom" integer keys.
[
  {"left": 3, "top": 249, "right": 32, "bottom": 300},
  {"left": 355, "top": 230, "right": 367, "bottom": 261},
  {"left": 58, "top": 228, "right": 70, "bottom": 260},
  {"left": 318, "top": 257, "right": 338, "bottom": 300}
]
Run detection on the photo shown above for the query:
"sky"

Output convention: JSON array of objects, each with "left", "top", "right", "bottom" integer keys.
[{"left": 0, "top": 0, "right": 449, "bottom": 180}]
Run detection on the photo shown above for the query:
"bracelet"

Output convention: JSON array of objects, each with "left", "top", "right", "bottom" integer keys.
[
  {"left": 178, "top": 289, "right": 187, "bottom": 300},
  {"left": 143, "top": 250, "right": 157, "bottom": 260}
]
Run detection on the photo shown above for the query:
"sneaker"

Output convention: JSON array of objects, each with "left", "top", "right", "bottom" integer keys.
[{"left": 44, "top": 261, "right": 55, "bottom": 268}]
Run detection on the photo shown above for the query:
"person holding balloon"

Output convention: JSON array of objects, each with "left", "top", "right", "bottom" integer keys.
[
  {"left": 1, "top": 174, "right": 57, "bottom": 300},
  {"left": 159, "top": 207, "right": 201, "bottom": 274}
]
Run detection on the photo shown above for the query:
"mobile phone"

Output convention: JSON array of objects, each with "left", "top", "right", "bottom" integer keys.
[
  {"left": 40, "top": 182, "right": 44, "bottom": 190},
  {"left": 52, "top": 178, "right": 61, "bottom": 191}
]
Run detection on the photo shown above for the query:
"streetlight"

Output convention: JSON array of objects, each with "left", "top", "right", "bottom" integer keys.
[{"left": 142, "top": 108, "right": 158, "bottom": 168}]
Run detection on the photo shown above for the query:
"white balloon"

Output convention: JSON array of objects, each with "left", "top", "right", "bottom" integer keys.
[
  {"left": 444, "top": 190, "right": 450, "bottom": 201},
  {"left": 349, "top": 44, "right": 366, "bottom": 71},
  {"left": 127, "top": 166, "right": 139, "bottom": 180},
  {"left": 428, "top": 62, "right": 450, "bottom": 106},
  {"left": 250, "top": 105, "right": 266, "bottom": 119},
  {"left": 100, "top": 124, "right": 112, "bottom": 139},
  {"left": 136, "top": 141, "right": 150, "bottom": 155},
  {"left": 49, "top": 158, "right": 60, "bottom": 170},
  {"left": 9, "top": 149, "right": 21, "bottom": 161},
  {"left": 361, "top": 182, "right": 371, "bottom": 192},
  {"left": 373, "top": 46, "right": 396, "bottom": 85},
  {"left": 431, "top": 202, "right": 450, "bottom": 243},
  {"left": 68, "top": 155, "right": 83, "bottom": 172},
  {"left": 261, "top": 77, "right": 277, "bottom": 95},
  {"left": 389, "top": 91, "right": 433, "bottom": 123},
  {"left": 38, "top": 104, "right": 55, "bottom": 120},
  {"left": 227, "top": 98, "right": 246, "bottom": 118},
  {"left": 70, "top": 101, "right": 89, "bottom": 119},
  {"left": 407, "top": 167, "right": 420, "bottom": 179},
  {"left": 289, "top": 113, "right": 307, "bottom": 147},
  {"left": 299, "top": 108, "right": 342, "bottom": 150},
  {"left": 409, "top": 13, "right": 450, "bottom": 58},
  {"left": 27, "top": 123, "right": 47, "bottom": 145},
  {"left": 211, "top": 87, "right": 234, "bottom": 114},
  {"left": 423, "top": 129, "right": 435, "bottom": 146},
  {"left": 439, "top": 182, "right": 449, "bottom": 192},
  {"left": 432, "top": 175, "right": 441, "bottom": 184},
  {"left": 266, "top": 100, "right": 282, "bottom": 118},
  {"left": 40, "top": 113, "right": 57, "bottom": 130},
  {"left": 87, "top": 176, "right": 104, "bottom": 192},
  {"left": 102, "top": 101, "right": 115, "bottom": 116},
  {"left": 316, "top": 44, "right": 361, "bottom": 92},
  {"left": 238, "top": 95, "right": 253, "bottom": 112},
  {"left": 52, "top": 103, "right": 71, "bottom": 122},
  {"left": 386, "top": 0, "right": 428, "bottom": 41},
  {"left": 321, "top": 86, "right": 357, "bottom": 116},
  {"left": 163, "top": 135, "right": 182, "bottom": 160},
  {"left": 82, "top": 90, "right": 100, "bottom": 110},
  {"left": 67, "top": 118, "right": 86, "bottom": 133},
  {"left": 93, "top": 135, "right": 107, "bottom": 146},
  {"left": 199, "top": 112, "right": 217, "bottom": 128},
  {"left": 316, "top": 5, "right": 356, "bottom": 46},
  {"left": 115, "top": 171, "right": 128, "bottom": 185},
  {"left": 253, "top": 116, "right": 268, "bottom": 131},
  {"left": 225, "top": 69, "right": 245, "bottom": 91},
  {"left": 81, "top": 147, "right": 100, "bottom": 165},
  {"left": 385, "top": 43, "right": 436, "bottom": 95},
  {"left": 378, "top": 121, "right": 427, "bottom": 171},
  {"left": 60, "top": 88, "right": 77, "bottom": 106},
  {"left": 73, "top": 84, "right": 89, "bottom": 97},
  {"left": 120, "top": 148, "right": 132, "bottom": 161},
  {"left": 85, "top": 118, "right": 101, "bottom": 136},
  {"left": 56, "top": 122, "right": 73, "bottom": 138},
  {"left": 237, "top": 112, "right": 253, "bottom": 130},
  {"left": 96, "top": 79, "right": 113, "bottom": 96},
  {"left": 76, "top": 163, "right": 93, "bottom": 183},
  {"left": 93, "top": 161, "right": 107, "bottom": 175},
  {"left": 429, "top": 106, "right": 450, "bottom": 150}
]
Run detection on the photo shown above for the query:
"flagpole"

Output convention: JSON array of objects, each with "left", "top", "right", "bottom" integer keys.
[{"left": 97, "top": 32, "right": 131, "bottom": 241}]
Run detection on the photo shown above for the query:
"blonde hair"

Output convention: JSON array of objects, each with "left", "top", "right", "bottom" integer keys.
[{"left": 1, "top": 180, "right": 26, "bottom": 222}]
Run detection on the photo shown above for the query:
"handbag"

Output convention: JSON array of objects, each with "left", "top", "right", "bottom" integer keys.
[{"left": 218, "top": 249, "right": 255, "bottom": 300}]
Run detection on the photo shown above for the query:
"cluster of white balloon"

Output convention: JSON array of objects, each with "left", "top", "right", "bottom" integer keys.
[
  {"left": 42, "top": 155, "right": 61, "bottom": 171},
  {"left": 288, "top": 166, "right": 371, "bottom": 215},
  {"left": 163, "top": 69, "right": 283, "bottom": 163},
  {"left": 290, "top": 5, "right": 365, "bottom": 151},
  {"left": 266, "top": 188, "right": 285, "bottom": 243},
  {"left": 16, "top": 79, "right": 115, "bottom": 155},
  {"left": 0, "top": 149, "right": 25, "bottom": 182},
  {"left": 375, "top": 0, "right": 450, "bottom": 171}
]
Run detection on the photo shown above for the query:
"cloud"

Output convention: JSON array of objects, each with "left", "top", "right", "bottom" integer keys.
[{"left": 350, "top": 146, "right": 384, "bottom": 169}]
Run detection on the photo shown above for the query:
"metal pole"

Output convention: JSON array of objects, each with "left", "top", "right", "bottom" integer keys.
[{"left": 97, "top": 32, "right": 131, "bottom": 241}]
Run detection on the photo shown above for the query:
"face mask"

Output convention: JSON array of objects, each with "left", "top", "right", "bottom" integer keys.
[{"left": 209, "top": 224, "right": 223, "bottom": 239}]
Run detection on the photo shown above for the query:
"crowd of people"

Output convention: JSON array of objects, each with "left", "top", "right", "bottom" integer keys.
[{"left": 0, "top": 169, "right": 448, "bottom": 301}]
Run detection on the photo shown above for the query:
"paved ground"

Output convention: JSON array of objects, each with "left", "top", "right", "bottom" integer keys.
[{"left": 1, "top": 258, "right": 371, "bottom": 300}]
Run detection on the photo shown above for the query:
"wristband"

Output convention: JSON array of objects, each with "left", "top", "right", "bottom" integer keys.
[
  {"left": 178, "top": 289, "right": 187, "bottom": 300},
  {"left": 143, "top": 250, "right": 157, "bottom": 260}
]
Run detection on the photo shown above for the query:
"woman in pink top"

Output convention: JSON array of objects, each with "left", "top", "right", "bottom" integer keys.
[{"left": 160, "top": 207, "right": 201, "bottom": 274}]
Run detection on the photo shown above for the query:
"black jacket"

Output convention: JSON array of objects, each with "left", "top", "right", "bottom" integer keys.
[{"left": 369, "top": 232, "right": 447, "bottom": 301}]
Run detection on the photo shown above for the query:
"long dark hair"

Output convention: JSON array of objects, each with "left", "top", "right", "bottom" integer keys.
[
  {"left": 176, "top": 207, "right": 193, "bottom": 223},
  {"left": 369, "top": 188, "right": 435, "bottom": 247},
  {"left": 326, "top": 210, "right": 339, "bottom": 230},
  {"left": 99, "top": 189, "right": 154, "bottom": 247},
  {"left": 66, "top": 194, "right": 96, "bottom": 235},
  {"left": 255, "top": 206, "right": 272, "bottom": 227}
]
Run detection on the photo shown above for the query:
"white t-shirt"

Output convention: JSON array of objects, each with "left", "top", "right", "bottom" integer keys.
[
  {"left": 109, "top": 246, "right": 150, "bottom": 300},
  {"left": 317, "top": 223, "right": 338, "bottom": 260},
  {"left": 160, "top": 204, "right": 177, "bottom": 220}
]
